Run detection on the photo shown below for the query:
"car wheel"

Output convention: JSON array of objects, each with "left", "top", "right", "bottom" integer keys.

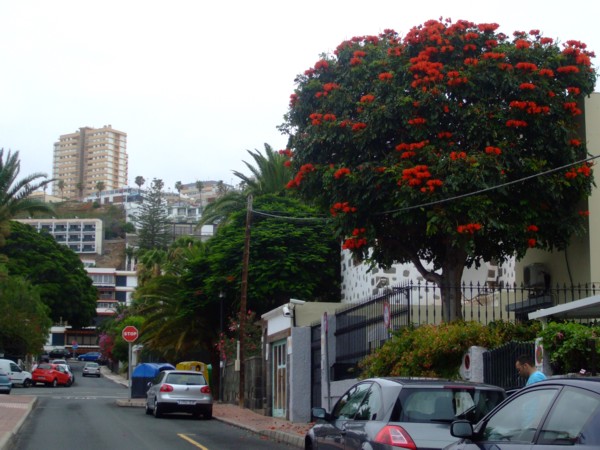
[
  {"left": 66, "top": 378, "right": 73, "bottom": 387},
  {"left": 52, "top": 378, "right": 58, "bottom": 388},
  {"left": 23, "top": 379, "right": 32, "bottom": 388},
  {"left": 153, "top": 399, "right": 162, "bottom": 418},
  {"left": 305, "top": 437, "right": 314, "bottom": 450},
  {"left": 202, "top": 408, "right": 212, "bottom": 420}
]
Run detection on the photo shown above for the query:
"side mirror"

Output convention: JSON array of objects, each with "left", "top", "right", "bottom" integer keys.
[
  {"left": 311, "top": 407, "right": 330, "bottom": 421},
  {"left": 450, "top": 420, "right": 474, "bottom": 438},
  {"left": 147, "top": 381, "right": 152, "bottom": 388}
]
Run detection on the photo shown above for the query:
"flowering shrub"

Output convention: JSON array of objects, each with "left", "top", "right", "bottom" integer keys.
[
  {"left": 359, "top": 320, "right": 540, "bottom": 378},
  {"left": 538, "top": 321, "right": 600, "bottom": 374},
  {"left": 281, "top": 19, "right": 596, "bottom": 321},
  {"left": 215, "top": 310, "right": 262, "bottom": 361}
]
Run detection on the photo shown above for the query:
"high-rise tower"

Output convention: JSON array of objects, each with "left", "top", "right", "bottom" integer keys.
[{"left": 52, "top": 125, "right": 128, "bottom": 200}]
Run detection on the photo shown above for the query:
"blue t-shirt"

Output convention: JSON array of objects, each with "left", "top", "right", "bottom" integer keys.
[{"left": 527, "top": 370, "right": 547, "bottom": 385}]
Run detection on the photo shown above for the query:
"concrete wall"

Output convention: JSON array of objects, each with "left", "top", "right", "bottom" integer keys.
[{"left": 289, "top": 327, "right": 311, "bottom": 422}]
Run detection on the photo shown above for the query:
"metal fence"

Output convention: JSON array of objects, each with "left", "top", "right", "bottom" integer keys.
[
  {"left": 310, "top": 323, "right": 322, "bottom": 409},
  {"left": 483, "top": 341, "right": 535, "bottom": 390}
]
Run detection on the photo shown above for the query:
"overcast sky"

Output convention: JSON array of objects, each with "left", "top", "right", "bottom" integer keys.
[{"left": 1, "top": 1, "right": 599, "bottom": 192}]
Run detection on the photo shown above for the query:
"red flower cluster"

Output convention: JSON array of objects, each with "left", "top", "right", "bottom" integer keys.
[
  {"left": 540, "top": 37, "right": 554, "bottom": 45},
  {"left": 506, "top": 119, "right": 528, "bottom": 128},
  {"left": 330, "top": 201, "right": 357, "bottom": 217},
  {"left": 437, "top": 131, "right": 453, "bottom": 139},
  {"left": 378, "top": 72, "right": 393, "bottom": 81},
  {"left": 396, "top": 140, "right": 429, "bottom": 159},
  {"left": 421, "top": 179, "right": 443, "bottom": 193},
  {"left": 408, "top": 117, "right": 426, "bottom": 125},
  {"left": 515, "top": 62, "right": 538, "bottom": 72},
  {"left": 563, "top": 102, "right": 582, "bottom": 115},
  {"left": 334, "top": 167, "right": 351, "bottom": 179},
  {"left": 323, "top": 113, "right": 336, "bottom": 122},
  {"left": 527, "top": 224, "right": 539, "bottom": 232},
  {"left": 464, "top": 58, "right": 479, "bottom": 66},
  {"left": 351, "top": 122, "right": 367, "bottom": 132},
  {"left": 286, "top": 163, "right": 316, "bottom": 189},
  {"left": 481, "top": 52, "right": 506, "bottom": 60},
  {"left": 447, "top": 71, "right": 468, "bottom": 86},
  {"left": 309, "top": 113, "right": 323, "bottom": 125},
  {"left": 538, "top": 68, "right": 554, "bottom": 77},
  {"left": 450, "top": 151, "right": 467, "bottom": 160},
  {"left": 557, "top": 65, "right": 580, "bottom": 74},
  {"left": 567, "top": 86, "right": 581, "bottom": 95},
  {"left": 485, "top": 146, "right": 502, "bottom": 155},
  {"left": 314, "top": 60, "right": 329, "bottom": 70},
  {"left": 515, "top": 39, "right": 531, "bottom": 49},
  {"left": 569, "top": 139, "right": 582, "bottom": 146},
  {"left": 565, "top": 164, "right": 593, "bottom": 179},
  {"left": 509, "top": 100, "right": 550, "bottom": 114},
  {"left": 528, "top": 238, "right": 537, "bottom": 248},
  {"left": 342, "top": 228, "right": 367, "bottom": 250},
  {"left": 519, "top": 83, "right": 536, "bottom": 90},
  {"left": 360, "top": 94, "right": 375, "bottom": 103},
  {"left": 579, "top": 210, "right": 590, "bottom": 217},
  {"left": 457, "top": 223, "right": 482, "bottom": 234},
  {"left": 400, "top": 165, "right": 432, "bottom": 186}
]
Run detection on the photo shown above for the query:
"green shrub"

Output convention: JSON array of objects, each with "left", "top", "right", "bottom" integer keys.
[
  {"left": 538, "top": 321, "right": 600, "bottom": 374},
  {"left": 359, "top": 320, "right": 540, "bottom": 379}
]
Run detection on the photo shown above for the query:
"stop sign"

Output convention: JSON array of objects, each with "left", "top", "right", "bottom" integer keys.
[{"left": 122, "top": 325, "right": 139, "bottom": 343}]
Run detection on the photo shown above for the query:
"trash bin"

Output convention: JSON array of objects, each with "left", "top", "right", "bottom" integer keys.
[
  {"left": 131, "top": 362, "right": 175, "bottom": 398},
  {"left": 175, "top": 361, "right": 210, "bottom": 383}
]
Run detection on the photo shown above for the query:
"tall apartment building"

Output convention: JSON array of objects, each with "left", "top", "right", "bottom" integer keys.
[{"left": 52, "top": 125, "right": 128, "bottom": 200}]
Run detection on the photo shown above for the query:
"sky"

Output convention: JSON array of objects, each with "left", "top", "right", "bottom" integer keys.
[{"left": 1, "top": 1, "right": 599, "bottom": 192}]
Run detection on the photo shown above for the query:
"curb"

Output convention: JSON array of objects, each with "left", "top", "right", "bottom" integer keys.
[{"left": 0, "top": 397, "right": 37, "bottom": 450}]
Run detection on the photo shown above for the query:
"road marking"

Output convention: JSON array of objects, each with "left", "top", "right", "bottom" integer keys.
[{"left": 177, "top": 434, "right": 209, "bottom": 449}]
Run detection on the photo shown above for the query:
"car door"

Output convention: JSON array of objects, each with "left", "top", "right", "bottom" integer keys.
[
  {"left": 146, "top": 372, "right": 166, "bottom": 405},
  {"left": 7, "top": 362, "right": 25, "bottom": 384},
  {"left": 313, "top": 382, "right": 373, "bottom": 450},
  {"left": 450, "top": 386, "right": 559, "bottom": 450},
  {"left": 343, "top": 382, "right": 383, "bottom": 449}
]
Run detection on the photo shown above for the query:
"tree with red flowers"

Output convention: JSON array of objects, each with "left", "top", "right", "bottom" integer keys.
[{"left": 280, "top": 19, "right": 597, "bottom": 321}]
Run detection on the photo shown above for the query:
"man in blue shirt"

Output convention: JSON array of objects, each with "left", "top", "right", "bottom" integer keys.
[{"left": 516, "top": 354, "right": 547, "bottom": 385}]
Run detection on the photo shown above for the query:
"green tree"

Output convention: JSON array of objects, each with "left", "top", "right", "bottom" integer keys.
[
  {"left": 134, "top": 176, "right": 146, "bottom": 193},
  {"left": 131, "top": 178, "right": 171, "bottom": 251},
  {"left": 75, "top": 182, "right": 84, "bottom": 200},
  {"left": 281, "top": 19, "right": 597, "bottom": 321},
  {"left": 0, "top": 149, "right": 54, "bottom": 247},
  {"left": 193, "top": 194, "right": 341, "bottom": 316},
  {"left": 0, "top": 276, "right": 52, "bottom": 356},
  {"left": 57, "top": 179, "right": 65, "bottom": 200},
  {"left": 95, "top": 181, "right": 105, "bottom": 199},
  {"left": 195, "top": 180, "right": 204, "bottom": 212},
  {"left": 175, "top": 181, "right": 183, "bottom": 198},
  {"left": 2, "top": 221, "right": 98, "bottom": 328}
]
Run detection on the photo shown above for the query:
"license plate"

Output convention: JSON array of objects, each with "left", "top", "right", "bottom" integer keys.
[
  {"left": 177, "top": 400, "right": 197, "bottom": 405},
  {"left": 37, "top": 377, "right": 45, "bottom": 380}
]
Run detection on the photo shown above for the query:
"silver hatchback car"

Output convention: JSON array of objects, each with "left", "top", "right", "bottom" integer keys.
[{"left": 145, "top": 370, "right": 213, "bottom": 419}]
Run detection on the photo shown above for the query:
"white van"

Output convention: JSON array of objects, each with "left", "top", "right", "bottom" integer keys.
[{"left": 0, "top": 359, "right": 33, "bottom": 387}]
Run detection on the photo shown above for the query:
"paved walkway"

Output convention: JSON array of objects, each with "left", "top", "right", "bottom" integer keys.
[{"left": 0, "top": 367, "right": 311, "bottom": 449}]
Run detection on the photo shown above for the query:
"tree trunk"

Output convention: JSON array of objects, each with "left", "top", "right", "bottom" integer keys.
[{"left": 440, "top": 248, "right": 468, "bottom": 322}]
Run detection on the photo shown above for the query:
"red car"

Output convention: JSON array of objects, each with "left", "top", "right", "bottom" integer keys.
[{"left": 32, "top": 363, "right": 72, "bottom": 387}]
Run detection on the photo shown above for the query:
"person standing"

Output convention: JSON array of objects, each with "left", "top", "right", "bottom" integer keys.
[{"left": 516, "top": 354, "right": 547, "bottom": 385}]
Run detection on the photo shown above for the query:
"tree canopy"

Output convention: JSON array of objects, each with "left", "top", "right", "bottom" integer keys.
[
  {"left": 131, "top": 178, "right": 171, "bottom": 251},
  {"left": 2, "top": 221, "right": 98, "bottom": 328},
  {"left": 281, "top": 19, "right": 597, "bottom": 320}
]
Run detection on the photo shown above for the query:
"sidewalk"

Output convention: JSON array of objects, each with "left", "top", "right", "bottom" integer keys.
[
  {"left": 105, "top": 366, "right": 311, "bottom": 448},
  {"left": 0, "top": 367, "right": 311, "bottom": 449}
]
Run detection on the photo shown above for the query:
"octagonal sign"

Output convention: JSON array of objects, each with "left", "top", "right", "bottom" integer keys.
[{"left": 122, "top": 325, "right": 139, "bottom": 343}]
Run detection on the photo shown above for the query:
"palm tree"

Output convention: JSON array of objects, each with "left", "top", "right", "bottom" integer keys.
[
  {"left": 0, "top": 149, "right": 54, "bottom": 247},
  {"left": 198, "top": 143, "right": 291, "bottom": 227},
  {"left": 75, "top": 182, "right": 84, "bottom": 200},
  {"left": 57, "top": 179, "right": 65, "bottom": 201},
  {"left": 175, "top": 181, "right": 183, "bottom": 199},
  {"left": 95, "top": 181, "right": 105, "bottom": 200},
  {"left": 195, "top": 180, "right": 204, "bottom": 213}
]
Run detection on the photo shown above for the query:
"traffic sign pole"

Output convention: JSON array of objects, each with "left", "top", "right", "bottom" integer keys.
[{"left": 121, "top": 326, "right": 139, "bottom": 398}]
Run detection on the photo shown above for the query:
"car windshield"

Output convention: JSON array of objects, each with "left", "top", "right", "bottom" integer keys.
[
  {"left": 37, "top": 364, "right": 53, "bottom": 370},
  {"left": 394, "top": 386, "right": 505, "bottom": 424},
  {"left": 165, "top": 373, "right": 206, "bottom": 385},
  {"left": 85, "top": 363, "right": 99, "bottom": 367}
]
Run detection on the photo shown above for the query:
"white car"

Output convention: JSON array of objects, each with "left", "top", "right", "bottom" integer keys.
[
  {"left": 0, "top": 359, "right": 33, "bottom": 388},
  {"left": 55, "top": 363, "right": 75, "bottom": 384},
  {"left": 82, "top": 362, "right": 101, "bottom": 377}
]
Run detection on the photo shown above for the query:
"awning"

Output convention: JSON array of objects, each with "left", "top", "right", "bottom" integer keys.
[{"left": 528, "top": 295, "right": 600, "bottom": 321}]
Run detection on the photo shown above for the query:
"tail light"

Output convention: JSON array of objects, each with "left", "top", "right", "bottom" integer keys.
[
  {"left": 200, "top": 386, "right": 211, "bottom": 394},
  {"left": 374, "top": 425, "right": 416, "bottom": 449},
  {"left": 160, "top": 384, "right": 174, "bottom": 392}
]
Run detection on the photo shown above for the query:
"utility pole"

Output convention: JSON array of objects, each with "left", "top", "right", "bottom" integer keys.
[{"left": 238, "top": 195, "right": 252, "bottom": 408}]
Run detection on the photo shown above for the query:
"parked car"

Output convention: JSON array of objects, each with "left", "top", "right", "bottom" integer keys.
[
  {"left": 55, "top": 363, "right": 75, "bottom": 384},
  {"left": 52, "top": 359, "right": 70, "bottom": 369},
  {"left": 77, "top": 352, "right": 102, "bottom": 362},
  {"left": 0, "top": 359, "right": 33, "bottom": 387},
  {"left": 49, "top": 348, "right": 71, "bottom": 359},
  {"left": 445, "top": 377, "right": 600, "bottom": 449},
  {"left": 0, "top": 372, "right": 11, "bottom": 394},
  {"left": 82, "top": 362, "right": 101, "bottom": 378},
  {"left": 145, "top": 370, "right": 213, "bottom": 419},
  {"left": 31, "top": 363, "right": 72, "bottom": 387},
  {"left": 305, "top": 377, "right": 506, "bottom": 450}
]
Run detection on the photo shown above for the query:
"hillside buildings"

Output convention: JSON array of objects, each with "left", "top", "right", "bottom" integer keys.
[{"left": 52, "top": 125, "right": 128, "bottom": 200}]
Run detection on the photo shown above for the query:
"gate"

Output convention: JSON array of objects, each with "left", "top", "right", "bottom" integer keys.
[
  {"left": 310, "top": 322, "right": 322, "bottom": 409},
  {"left": 271, "top": 339, "right": 287, "bottom": 418},
  {"left": 483, "top": 341, "right": 535, "bottom": 390}
]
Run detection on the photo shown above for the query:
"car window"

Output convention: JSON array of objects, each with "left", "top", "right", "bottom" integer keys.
[
  {"left": 537, "top": 386, "right": 600, "bottom": 445},
  {"left": 37, "top": 364, "right": 52, "bottom": 370},
  {"left": 354, "top": 383, "right": 383, "bottom": 421},
  {"left": 10, "top": 363, "right": 20, "bottom": 372},
  {"left": 166, "top": 373, "right": 206, "bottom": 385},
  {"left": 394, "top": 387, "right": 505, "bottom": 423},
  {"left": 482, "top": 388, "right": 558, "bottom": 443},
  {"left": 332, "top": 383, "right": 372, "bottom": 420}
]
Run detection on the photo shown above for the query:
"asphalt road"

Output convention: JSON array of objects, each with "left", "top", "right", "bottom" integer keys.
[{"left": 10, "top": 361, "right": 294, "bottom": 450}]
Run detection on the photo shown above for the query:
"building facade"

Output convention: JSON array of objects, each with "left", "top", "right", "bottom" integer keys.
[{"left": 52, "top": 125, "right": 128, "bottom": 200}]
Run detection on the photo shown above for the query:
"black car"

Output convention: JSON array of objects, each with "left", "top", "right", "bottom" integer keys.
[
  {"left": 49, "top": 348, "right": 71, "bottom": 359},
  {"left": 445, "top": 377, "right": 600, "bottom": 449},
  {"left": 305, "top": 377, "right": 506, "bottom": 450}
]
